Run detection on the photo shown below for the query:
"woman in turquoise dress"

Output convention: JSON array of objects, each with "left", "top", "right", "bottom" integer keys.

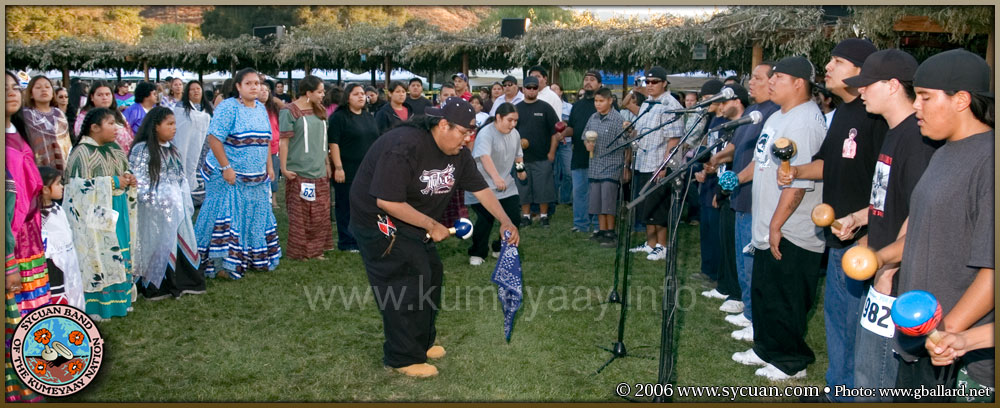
[{"left": 195, "top": 68, "right": 280, "bottom": 279}]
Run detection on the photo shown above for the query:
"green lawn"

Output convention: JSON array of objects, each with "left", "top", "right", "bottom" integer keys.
[{"left": 63, "top": 188, "right": 828, "bottom": 402}]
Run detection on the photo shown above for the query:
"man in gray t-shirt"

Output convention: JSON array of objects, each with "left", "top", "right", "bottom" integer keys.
[{"left": 732, "top": 56, "right": 827, "bottom": 382}]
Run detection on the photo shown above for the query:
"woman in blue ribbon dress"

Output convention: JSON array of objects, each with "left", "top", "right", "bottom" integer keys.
[{"left": 195, "top": 68, "right": 280, "bottom": 279}]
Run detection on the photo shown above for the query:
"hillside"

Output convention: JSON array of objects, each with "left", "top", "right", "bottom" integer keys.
[{"left": 139, "top": 6, "right": 489, "bottom": 32}]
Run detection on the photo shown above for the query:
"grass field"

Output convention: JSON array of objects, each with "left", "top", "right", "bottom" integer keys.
[{"left": 63, "top": 188, "right": 829, "bottom": 402}]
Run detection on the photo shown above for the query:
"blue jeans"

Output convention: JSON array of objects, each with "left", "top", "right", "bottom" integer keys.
[
  {"left": 571, "top": 168, "right": 593, "bottom": 231},
  {"left": 824, "top": 243, "right": 865, "bottom": 401},
  {"left": 554, "top": 142, "right": 573, "bottom": 204},
  {"left": 853, "top": 287, "right": 899, "bottom": 402},
  {"left": 270, "top": 153, "right": 280, "bottom": 193},
  {"left": 734, "top": 211, "right": 754, "bottom": 321}
]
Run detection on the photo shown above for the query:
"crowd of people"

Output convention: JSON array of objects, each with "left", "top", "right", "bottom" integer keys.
[{"left": 4, "top": 38, "right": 994, "bottom": 398}]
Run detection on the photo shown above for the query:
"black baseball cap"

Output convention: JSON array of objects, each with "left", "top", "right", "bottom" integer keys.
[
  {"left": 843, "top": 49, "right": 918, "bottom": 88},
  {"left": 724, "top": 83, "right": 750, "bottom": 107},
  {"left": 523, "top": 76, "right": 540, "bottom": 88},
  {"left": 646, "top": 66, "right": 669, "bottom": 82},
  {"left": 830, "top": 38, "right": 878, "bottom": 68},
  {"left": 773, "top": 56, "right": 816, "bottom": 83},
  {"left": 584, "top": 69, "right": 602, "bottom": 82},
  {"left": 913, "top": 48, "right": 993, "bottom": 98},
  {"left": 502, "top": 75, "right": 518, "bottom": 85},
  {"left": 701, "top": 79, "right": 724, "bottom": 96},
  {"left": 425, "top": 97, "right": 476, "bottom": 128}
]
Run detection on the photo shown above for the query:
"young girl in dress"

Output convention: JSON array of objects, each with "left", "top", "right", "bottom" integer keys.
[
  {"left": 63, "top": 107, "right": 137, "bottom": 321},
  {"left": 130, "top": 107, "right": 204, "bottom": 299},
  {"left": 39, "top": 166, "right": 84, "bottom": 310}
]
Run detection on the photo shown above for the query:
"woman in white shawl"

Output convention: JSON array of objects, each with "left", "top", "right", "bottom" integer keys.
[
  {"left": 129, "top": 107, "right": 204, "bottom": 300},
  {"left": 172, "top": 80, "right": 213, "bottom": 207}
]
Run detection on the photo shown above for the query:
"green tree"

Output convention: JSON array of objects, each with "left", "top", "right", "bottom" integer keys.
[
  {"left": 144, "top": 23, "right": 200, "bottom": 41},
  {"left": 297, "top": 6, "right": 410, "bottom": 31},
  {"left": 478, "top": 6, "right": 576, "bottom": 29},
  {"left": 200, "top": 6, "right": 303, "bottom": 39},
  {"left": 6, "top": 6, "right": 144, "bottom": 44}
]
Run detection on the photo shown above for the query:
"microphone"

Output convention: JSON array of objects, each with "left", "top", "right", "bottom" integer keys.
[
  {"left": 706, "top": 111, "right": 762, "bottom": 133},
  {"left": 692, "top": 87, "right": 736, "bottom": 109}
]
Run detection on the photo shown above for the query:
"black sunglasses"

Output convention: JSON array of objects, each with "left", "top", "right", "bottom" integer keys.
[{"left": 524, "top": 86, "right": 539, "bottom": 90}]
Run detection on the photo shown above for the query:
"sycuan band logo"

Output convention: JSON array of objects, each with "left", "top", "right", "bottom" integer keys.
[{"left": 10, "top": 305, "right": 104, "bottom": 397}]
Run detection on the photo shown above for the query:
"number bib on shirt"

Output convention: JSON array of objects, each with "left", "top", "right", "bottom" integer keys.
[
  {"left": 300, "top": 182, "right": 316, "bottom": 201},
  {"left": 860, "top": 286, "right": 896, "bottom": 338}
]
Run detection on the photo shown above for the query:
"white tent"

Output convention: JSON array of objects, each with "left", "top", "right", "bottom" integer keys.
[{"left": 273, "top": 69, "right": 426, "bottom": 84}]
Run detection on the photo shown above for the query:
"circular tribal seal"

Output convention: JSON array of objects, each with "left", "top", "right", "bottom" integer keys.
[{"left": 10, "top": 305, "right": 104, "bottom": 397}]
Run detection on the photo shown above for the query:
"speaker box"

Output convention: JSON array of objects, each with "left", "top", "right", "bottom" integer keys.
[
  {"left": 253, "top": 26, "right": 285, "bottom": 44},
  {"left": 500, "top": 18, "right": 527, "bottom": 39}
]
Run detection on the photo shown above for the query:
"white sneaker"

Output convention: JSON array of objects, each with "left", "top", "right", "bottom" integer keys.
[
  {"left": 469, "top": 256, "right": 485, "bottom": 266},
  {"left": 731, "top": 326, "right": 754, "bottom": 342},
  {"left": 630, "top": 243, "right": 654, "bottom": 253},
  {"left": 646, "top": 245, "right": 666, "bottom": 260},
  {"left": 491, "top": 251, "right": 500, "bottom": 259},
  {"left": 732, "top": 348, "right": 767, "bottom": 366},
  {"left": 755, "top": 363, "right": 806, "bottom": 381},
  {"left": 725, "top": 313, "right": 752, "bottom": 328},
  {"left": 719, "top": 300, "right": 745, "bottom": 314},
  {"left": 701, "top": 288, "right": 727, "bottom": 299}
]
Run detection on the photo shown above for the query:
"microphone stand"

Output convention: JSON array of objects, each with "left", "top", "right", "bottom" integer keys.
[
  {"left": 605, "top": 101, "right": 659, "bottom": 149},
  {"left": 623, "top": 127, "right": 737, "bottom": 403}
]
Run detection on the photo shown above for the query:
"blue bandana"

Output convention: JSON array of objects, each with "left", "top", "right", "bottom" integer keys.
[{"left": 491, "top": 230, "right": 523, "bottom": 342}]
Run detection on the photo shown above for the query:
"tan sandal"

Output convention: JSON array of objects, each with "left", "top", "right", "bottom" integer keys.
[
  {"left": 394, "top": 363, "right": 438, "bottom": 378},
  {"left": 426, "top": 345, "right": 446, "bottom": 359}
]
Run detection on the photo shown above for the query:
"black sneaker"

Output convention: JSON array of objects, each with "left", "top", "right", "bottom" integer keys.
[
  {"left": 589, "top": 230, "right": 602, "bottom": 241},
  {"left": 599, "top": 231, "right": 618, "bottom": 248},
  {"left": 521, "top": 216, "right": 532, "bottom": 227},
  {"left": 539, "top": 216, "right": 550, "bottom": 227}
]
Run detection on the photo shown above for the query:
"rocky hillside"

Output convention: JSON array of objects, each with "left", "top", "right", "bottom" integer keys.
[{"left": 139, "top": 6, "right": 488, "bottom": 31}]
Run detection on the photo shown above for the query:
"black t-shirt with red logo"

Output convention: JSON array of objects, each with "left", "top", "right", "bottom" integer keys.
[
  {"left": 350, "top": 124, "right": 488, "bottom": 240},
  {"left": 812, "top": 96, "right": 889, "bottom": 248}
]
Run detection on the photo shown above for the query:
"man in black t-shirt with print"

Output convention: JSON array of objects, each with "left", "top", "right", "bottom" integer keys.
[
  {"left": 514, "top": 75, "right": 560, "bottom": 227},
  {"left": 404, "top": 77, "right": 432, "bottom": 116},
  {"left": 349, "top": 97, "right": 519, "bottom": 378},
  {"left": 824, "top": 48, "right": 942, "bottom": 402},
  {"left": 777, "top": 38, "right": 888, "bottom": 401}
]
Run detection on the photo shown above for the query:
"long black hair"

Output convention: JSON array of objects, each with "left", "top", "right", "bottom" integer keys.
[
  {"left": 340, "top": 83, "right": 364, "bottom": 111},
  {"left": 80, "top": 107, "right": 116, "bottom": 139},
  {"left": 5, "top": 71, "right": 29, "bottom": 142},
  {"left": 229, "top": 68, "right": 259, "bottom": 99},
  {"left": 82, "top": 81, "right": 127, "bottom": 124},
  {"left": 477, "top": 102, "right": 516, "bottom": 133},
  {"left": 132, "top": 106, "right": 175, "bottom": 189},
  {"left": 181, "top": 80, "right": 214, "bottom": 116},
  {"left": 297, "top": 75, "right": 327, "bottom": 121}
]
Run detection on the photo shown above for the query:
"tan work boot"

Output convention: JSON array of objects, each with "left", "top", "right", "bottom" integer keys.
[
  {"left": 426, "top": 345, "right": 446, "bottom": 359},
  {"left": 394, "top": 363, "right": 438, "bottom": 377}
]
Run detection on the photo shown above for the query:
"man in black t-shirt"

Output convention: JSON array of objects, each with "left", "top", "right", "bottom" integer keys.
[
  {"left": 404, "top": 77, "right": 432, "bottom": 116},
  {"left": 826, "top": 49, "right": 942, "bottom": 402},
  {"left": 349, "top": 97, "right": 520, "bottom": 378},
  {"left": 777, "top": 38, "right": 887, "bottom": 402},
  {"left": 514, "top": 76, "right": 560, "bottom": 227},
  {"left": 563, "top": 69, "right": 602, "bottom": 233},
  {"left": 275, "top": 81, "right": 293, "bottom": 103}
]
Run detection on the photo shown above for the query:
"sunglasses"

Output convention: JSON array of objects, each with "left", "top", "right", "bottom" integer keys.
[
  {"left": 503, "top": 83, "right": 516, "bottom": 87},
  {"left": 646, "top": 79, "right": 665, "bottom": 85},
  {"left": 524, "top": 86, "right": 539, "bottom": 90}
]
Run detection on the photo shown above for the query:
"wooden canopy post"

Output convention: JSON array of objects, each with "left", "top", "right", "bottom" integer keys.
[
  {"left": 198, "top": 71, "right": 203, "bottom": 83},
  {"left": 117, "top": 68, "right": 122, "bottom": 83},
  {"left": 143, "top": 61, "right": 149, "bottom": 82},
  {"left": 988, "top": 32, "right": 995, "bottom": 92},
  {"left": 304, "top": 63, "right": 311, "bottom": 76},
  {"left": 752, "top": 41, "right": 763, "bottom": 74},
  {"left": 551, "top": 64, "right": 559, "bottom": 87},
  {"left": 155, "top": 68, "right": 160, "bottom": 82},
  {"left": 462, "top": 53, "right": 469, "bottom": 79},
  {"left": 62, "top": 66, "right": 70, "bottom": 88},
  {"left": 384, "top": 55, "right": 392, "bottom": 89},
  {"left": 370, "top": 69, "right": 376, "bottom": 87},
  {"left": 622, "top": 70, "right": 628, "bottom": 99}
]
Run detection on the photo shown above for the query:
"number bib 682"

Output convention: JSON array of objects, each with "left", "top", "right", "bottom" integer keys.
[{"left": 860, "top": 286, "right": 895, "bottom": 338}]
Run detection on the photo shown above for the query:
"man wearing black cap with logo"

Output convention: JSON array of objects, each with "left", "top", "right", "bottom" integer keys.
[
  {"left": 489, "top": 75, "right": 524, "bottom": 117},
  {"left": 776, "top": 39, "right": 888, "bottom": 398},
  {"left": 817, "top": 49, "right": 942, "bottom": 402},
  {"left": 862, "top": 48, "right": 995, "bottom": 402},
  {"left": 731, "top": 56, "right": 826, "bottom": 381},
  {"left": 349, "top": 97, "right": 520, "bottom": 378},
  {"left": 626, "top": 66, "right": 686, "bottom": 261},
  {"left": 564, "top": 69, "right": 603, "bottom": 234}
]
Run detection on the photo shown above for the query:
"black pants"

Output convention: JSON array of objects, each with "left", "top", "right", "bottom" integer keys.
[
  {"left": 716, "top": 198, "right": 740, "bottom": 299},
  {"left": 751, "top": 237, "right": 822, "bottom": 375},
  {"left": 355, "top": 227, "right": 443, "bottom": 368},
  {"left": 468, "top": 195, "right": 521, "bottom": 258},
  {"left": 332, "top": 180, "right": 358, "bottom": 250},
  {"left": 894, "top": 357, "right": 958, "bottom": 402}
]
